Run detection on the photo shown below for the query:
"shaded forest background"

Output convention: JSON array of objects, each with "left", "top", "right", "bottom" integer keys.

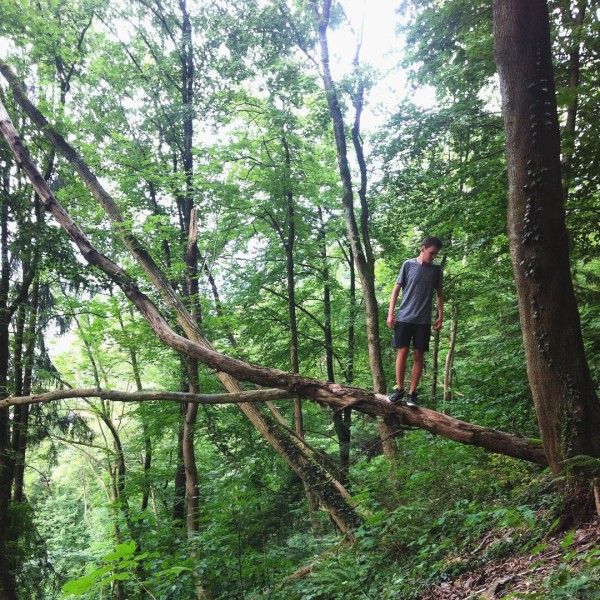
[{"left": 0, "top": 0, "right": 598, "bottom": 598}]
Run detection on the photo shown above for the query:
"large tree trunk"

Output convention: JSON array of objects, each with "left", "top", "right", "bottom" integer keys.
[{"left": 493, "top": 0, "right": 600, "bottom": 479}]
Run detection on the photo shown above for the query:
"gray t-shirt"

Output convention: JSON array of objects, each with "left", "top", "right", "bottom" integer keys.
[{"left": 395, "top": 258, "right": 443, "bottom": 324}]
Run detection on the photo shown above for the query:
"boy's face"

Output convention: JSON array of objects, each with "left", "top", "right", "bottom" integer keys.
[{"left": 420, "top": 245, "right": 440, "bottom": 264}]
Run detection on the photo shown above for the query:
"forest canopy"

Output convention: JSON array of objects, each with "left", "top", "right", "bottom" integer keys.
[{"left": 0, "top": 1, "right": 598, "bottom": 598}]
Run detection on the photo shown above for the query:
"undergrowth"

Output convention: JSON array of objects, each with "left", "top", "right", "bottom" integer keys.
[
  {"left": 60, "top": 429, "right": 597, "bottom": 599},
  {"left": 253, "top": 431, "right": 596, "bottom": 600}
]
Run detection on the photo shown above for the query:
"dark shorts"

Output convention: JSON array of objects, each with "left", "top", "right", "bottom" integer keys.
[{"left": 392, "top": 321, "right": 431, "bottom": 351}]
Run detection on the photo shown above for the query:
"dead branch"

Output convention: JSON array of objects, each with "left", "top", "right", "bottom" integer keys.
[{"left": 0, "top": 387, "right": 291, "bottom": 409}]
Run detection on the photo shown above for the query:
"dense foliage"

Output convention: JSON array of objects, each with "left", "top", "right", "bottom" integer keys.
[{"left": 0, "top": 0, "right": 597, "bottom": 598}]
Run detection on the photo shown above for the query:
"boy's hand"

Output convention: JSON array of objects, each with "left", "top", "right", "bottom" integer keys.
[
  {"left": 433, "top": 317, "right": 443, "bottom": 331},
  {"left": 386, "top": 314, "right": 395, "bottom": 329}
]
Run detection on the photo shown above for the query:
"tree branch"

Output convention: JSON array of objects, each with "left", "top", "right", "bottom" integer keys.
[{"left": 0, "top": 387, "right": 291, "bottom": 409}]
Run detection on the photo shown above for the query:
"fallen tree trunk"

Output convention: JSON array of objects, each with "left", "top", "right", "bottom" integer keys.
[
  {"left": 0, "top": 99, "right": 363, "bottom": 537},
  {"left": 2, "top": 385, "right": 548, "bottom": 468},
  {"left": 0, "top": 99, "right": 547, "bottom": 470}
]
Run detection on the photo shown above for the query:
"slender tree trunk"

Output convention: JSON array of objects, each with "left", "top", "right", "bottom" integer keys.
[
  {"left": 431, "top": 329, "right": 440, "bottom": 410},
  {"left": 117, "top": 303, "right": 154, "bottom": 517},
  {"left": 493, "top": 0, "right": 600, "bottom": 483},
  {"left": 443, "top": 305, "right": 458, "bottom": 408},
  {"left": 11, "top": 117, "right": 51, "bottom": 508},
  {"left": 280, "top": 137, "right": 303, "bottom": 434},
  {"left": 10, "top": 302, "right": 26, "bottom": 495},
  {"left": 98, "top": 405, "right": 135, "bottom": 538},
  {"left": 332, "top": 409, "right": 351, "bottom": 486},
  {"left": 318, "top": 212, "right": 335, "bottom": 384},
  {"left": 319, "top": 210, "right": 351, "bottom": 484},
  {"left": 184, "top": 363, "right": 200, "bottom": 533},
  {"left": 280, "top": 136, "right": 319, "bottom": 519},
  {"left": 173, "top": 396, "right": 187, "bottom": 524},
  {"left": 141, "top": 425, "right": 152, "bottom": 514},
  {"left": 309, "top": 0, "right": 386, "bottom": 395},
  {"left": 341, "top": 243, "right": 357, "bottom": 384},
  {"left": 100, "top": 440, "right": 127, "bottom": 600},
  {"left": 183, "top": 214, "right": 201, "bottom": 535},
  {"left": 430, "top": 257, "right": 447, "bottom": 409},
  {"left": 203, "top": 262, "right": 238, "bottom": 350},
  {"left": 183, "top": 400, "right": 200, "bottom": 532},
  {"left": 177, "top": 2, "right": 204, "bottom": 565},
  {"left": 13, "top": 279, "right": 38, "bottom": 503},
  {"left": 170, "top": 9, "right": 207, "bottom": 582},
  {"left": 0, "top": 180, "right": 17, "bottom": 599},
  {"left": 309, "top": 2, "right": 403, "bottom": 466},
  {"left": 178, "top": 58, "right": 204, "bottom": 596}
]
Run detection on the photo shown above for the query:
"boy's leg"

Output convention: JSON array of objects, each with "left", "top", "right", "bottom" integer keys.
[
  {"left": 389, "top": 321, "right": 412, "bottom": 402},
  {"left": 406, "top": 324, "right": 430, "bottom": 406},
  {"left": 389, "top": 347, "right": 409, "bottom": 402},
  {"left": 396, "top": 346, "right": 410, "bottom": 390},
  {"left": 409, "top": 349, "right": 424, "bottom": 394}
]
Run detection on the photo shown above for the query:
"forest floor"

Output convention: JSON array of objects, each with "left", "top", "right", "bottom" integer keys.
[{"left": 419, "top": 515, "right": 600, "bottom": 599}]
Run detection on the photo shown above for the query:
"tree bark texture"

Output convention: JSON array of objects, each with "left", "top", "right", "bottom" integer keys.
[{"left": 493, "top": 0, "right": 600, "bottom": 474}]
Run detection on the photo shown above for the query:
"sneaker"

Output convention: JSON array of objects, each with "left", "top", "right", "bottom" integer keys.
[
  {"left": 388, "top": 387, "right": 405, "bottom": 404},
  {"left": 406, "top": 392, "right": 419, "bottom": 407}
]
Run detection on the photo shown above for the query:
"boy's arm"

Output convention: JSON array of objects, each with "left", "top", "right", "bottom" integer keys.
[{"left": 387, "top": 283, "right": 402, "bottom": 328}]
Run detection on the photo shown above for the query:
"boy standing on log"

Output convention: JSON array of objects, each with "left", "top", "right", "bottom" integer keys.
[{"left": 387, "top": 236, "right": 444, "bottom": 407}]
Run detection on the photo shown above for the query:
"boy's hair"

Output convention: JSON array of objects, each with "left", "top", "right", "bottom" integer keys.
[{"left": 421, "top": 235, "right": 443, "bottom": 249}]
